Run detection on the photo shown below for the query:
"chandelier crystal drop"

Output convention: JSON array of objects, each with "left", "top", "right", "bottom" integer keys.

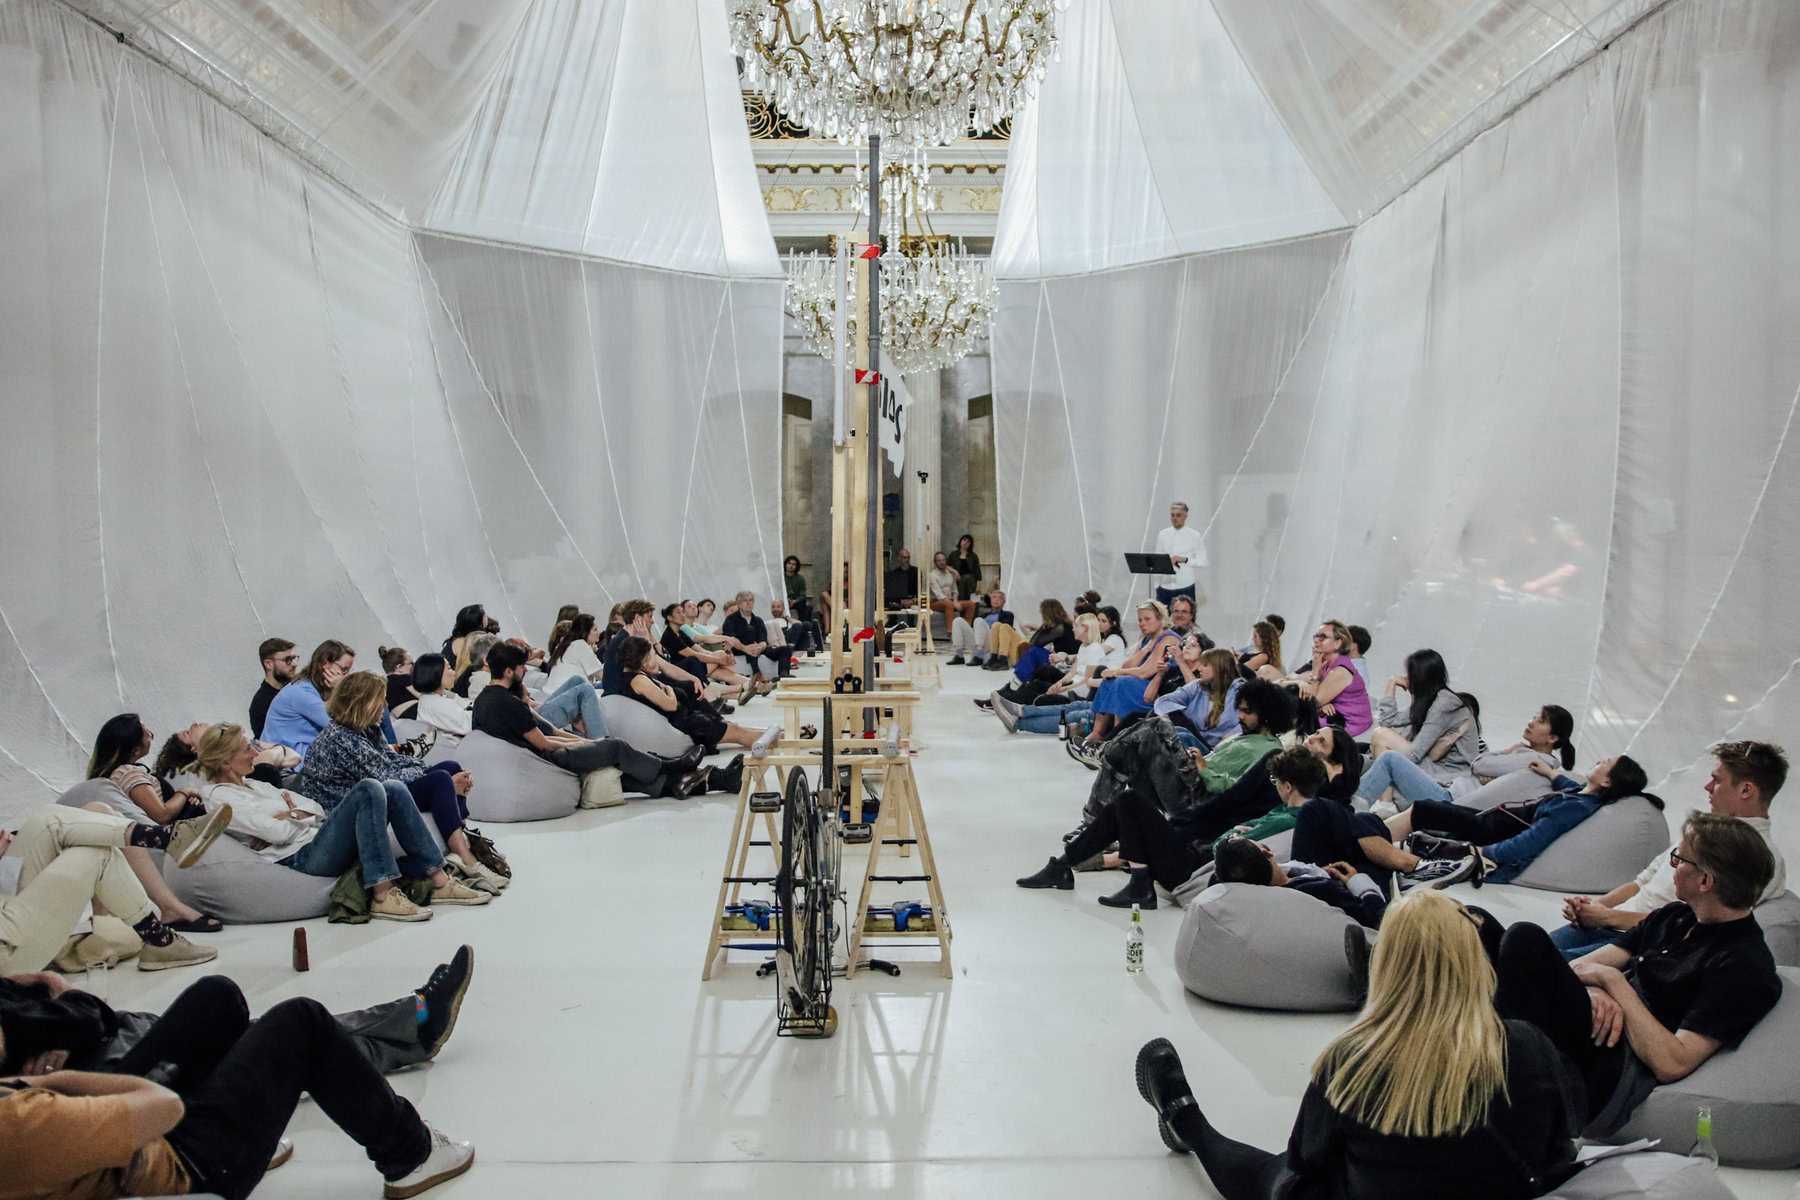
[{"left": 731, "top": 0, "right": 1068, "bottom": 147}]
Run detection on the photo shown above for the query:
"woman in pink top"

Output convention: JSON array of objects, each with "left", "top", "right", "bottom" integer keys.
[{"left": 1299, "top": 619, "right": 1372, "bottom": 736}]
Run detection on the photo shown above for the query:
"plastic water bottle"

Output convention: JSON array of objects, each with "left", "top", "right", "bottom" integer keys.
[
  {"left": 1688, "top": 1105, "right": 1718, "bottom": 1164},
  {"left": 1125, "top": 904, "right": 1145, "bottom": 972}
]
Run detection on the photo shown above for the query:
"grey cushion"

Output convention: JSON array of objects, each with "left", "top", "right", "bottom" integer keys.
[
  {"left": 1174, "top": 882, "right": 1367, "bottom": 1012},
  {"left": 1510, "top": 797, "right": 1669, "bottom": 894},
  {"left": 1756, "top": 891, "right": 1800, "bottom": 968},
  {"left": 1455, "top": 768, "right": 1550, "bottom": 812},
  {"left": 159, "top": 834, "right": 335, "bottom": 924},
  {"left": 1610, "top": 966, "right": 1800, "bottom": 1167},
  {"left": 595, "top": 695, "right": 694, "bottom": 757},
  {"left": 1539, "top": 1152, "right": 1734, "bottom": 1199},
  {"left": 452, "top": 731, "right": 580, "bottom": 822},
  {"left": 57, "top": 778, "right": 140, "bottom": 820}
]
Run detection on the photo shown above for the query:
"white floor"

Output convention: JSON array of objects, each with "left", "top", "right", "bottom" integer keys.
[{"left": 97, "top": 661, "right": 1797, "bottom": 1199}]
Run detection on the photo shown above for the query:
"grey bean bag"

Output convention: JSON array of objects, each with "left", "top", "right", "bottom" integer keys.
[
  {"left": 1609, "top": 966, "right": 1800, "bottom": 1167},
  {"left": 597, "top": 694, "right": 694, "bottom": 757},
  {"left": 1174, "top": 882, "right": 1369, "bottom": 1012},
  {"left": 1510, "top": 797, "right": 1669, "bottom": 894},
  {"left": 1757, "top": 891, "right": 1800, "bottom": 968},
  {"left": 57, "top": 778, "right": 140, "bottom": 820},
  {"left": 452, "top": 731, "right": 580, "bottom": 822},
  {"left": 1540, "top": 1152, "right": 1734, "bottom": 1199},
  {"left": 159, "top": 834, "right": 335, "bottom": 924},
  {"left": 1455, "top": 768, "right": 1550, "bottom": 812}
]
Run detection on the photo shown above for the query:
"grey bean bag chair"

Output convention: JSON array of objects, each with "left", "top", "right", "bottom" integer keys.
[
  {"left": 451, "top": 731, "right": 581, "bottom": 822},
  {"left": 1757, "top": 890, "right": 1800, "bottom": 968},
  {"left": 1540, "top": 1152, "right": 1734, "bottom": 1199},
  {"left": 596, "top": 694, "right": 694, "bottom": 757},
  {"left": 159, "top": 834, "right": 335, "bottom": 924},
  {"left": 1174, "top": 881, "right": 1369, "bottom": 1012},
  {"left": 1608, "top": 966, "right": 1800, "bottom": 1167},
  {"left": 1510, "top": 797, "right": 1669, "bottom": 894},
  {"left": 57, "top": 777, "right": 140, "bottom": 820},
  {"left": 1455, "top": 768, "right": 1551, "bottom": 812}
]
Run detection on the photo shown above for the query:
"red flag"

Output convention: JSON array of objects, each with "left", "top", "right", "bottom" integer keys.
[
  {"left": 855, "top": 243, "right": 881, "bottom": 259},
  {"left": 854, "top": 368, "right": 881, "bottom": 386}
]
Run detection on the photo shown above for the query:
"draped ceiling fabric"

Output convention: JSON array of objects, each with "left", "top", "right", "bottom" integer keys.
[
  {"left": 0, "top": 0, "right": 780, "bottom": 815},
  {"left": 992, "top": 0, "right": 1800, "bottom": 866}
]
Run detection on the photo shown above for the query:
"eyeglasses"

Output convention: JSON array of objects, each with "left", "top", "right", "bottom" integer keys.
[
  {"left": 1312, "top": 632, "right": 1333, "bottom": 641},
  {"left": 1670, "top": 849, "right": 1702, "bottom": 870}
]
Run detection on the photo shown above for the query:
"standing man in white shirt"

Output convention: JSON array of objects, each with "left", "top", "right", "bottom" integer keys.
[{"left": 1153, "top": 501, "right": 1208, "bottom": 610}]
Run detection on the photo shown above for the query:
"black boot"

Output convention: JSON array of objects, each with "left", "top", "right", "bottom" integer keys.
[
  {"left": 1016, "top": 856, "right": 1074, "bottom": 890},
  {"left": 1099, "top": 867, "right": 1157, "bottom": 909},
  {"left": 708, "top": 754, "right": 746, "bottom": 795}
]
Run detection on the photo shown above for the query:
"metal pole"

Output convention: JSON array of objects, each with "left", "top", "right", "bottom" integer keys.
[{"left": 862, "top": 134, "right": 882, "bottom": 719}]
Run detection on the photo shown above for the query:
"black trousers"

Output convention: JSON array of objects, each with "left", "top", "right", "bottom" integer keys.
[
  {"left": 998, "top": 664, "right": 1066, "bottom": 705},
  {"left": 165, "top": 996, "right": 430, "bottom": 1200},
  {"left": 547, "top": 737, "right": 670, "bottom": 794},
  {"left": 1167, "top": 1105, "right": 1293, "bottom": 1200},
  {"left": 1063, "top": 791, "right": 1201, "bottom": 890},
  {"left": 1410, "top": 798, "right": 1516, "bottom": 846},
  {"left": 1493, "top": 922, "right": 1623, "bottom": 1120}
]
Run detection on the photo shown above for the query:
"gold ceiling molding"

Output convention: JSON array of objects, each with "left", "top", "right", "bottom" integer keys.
[
  {"left": 743, "top": 91, "right": 1010, "bottom": 141},
  {"left": 756, "top": 163, "right": 1003, "bottom": 176},
  {"left": 764, "top": 185, "right": 1003, "bottom": 214}
]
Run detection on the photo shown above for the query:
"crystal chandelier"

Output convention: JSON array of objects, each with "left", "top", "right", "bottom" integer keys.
[
  {"left": 730, "top": 0, "right": 1067, "bottom": 147},
  {"left": 786, "top": 152, "right": 996, "bottom": 376}
]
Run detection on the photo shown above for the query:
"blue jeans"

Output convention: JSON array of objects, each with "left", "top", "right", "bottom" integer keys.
[
  {"left": 280, "top": 779, "right": 444, "bottom": 888},
  {"left": 1548, "top": 922, "right": 1627, "bottom": 960},
  {"left": 1014, "top": 645, "right": 1051, "bottom": 683},
  {"left": 539, "top": 676, "right": 607, "bottom": 738},
  {"left": 1355, "top": 751, "right": 1453, "bottom": 810},
  {"left": 1017, "top": 701, "right": 1091, "bottom": 735}
]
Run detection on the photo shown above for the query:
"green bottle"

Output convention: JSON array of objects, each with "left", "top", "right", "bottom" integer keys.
[{"left": 1688, "top": 1105, "right": 1718, "bottom": 1164}]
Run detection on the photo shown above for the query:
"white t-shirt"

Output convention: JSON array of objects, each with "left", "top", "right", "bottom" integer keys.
[
  {"left": 205, "top": 777, "right": 325, "bottom": 863},
  {"left": 416, "top": 691, "right": 473, "bottom": 739},
  {"left": 1072, "top": 641, "right": 1114, "bottom": 698},
  {"left": 545, "top": 639, "right": 603, "bottom": 693},
  {"left": 1100, "top": 634, "right": 1129, "bottom": 668},
  {"left": 1618, "top": 814, "right": 1786, "bottom": 914},
  {"left": 1155, "top": 524, "right": 1208, "bottom": 587}
]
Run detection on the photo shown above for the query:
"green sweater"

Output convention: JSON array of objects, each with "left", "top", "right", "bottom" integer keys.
[
  {"left": 1213, "top": 805, "right": 1298, "bottom": 852},
  {"left": 1195, "top": 732, "right": 1282, "bottom": 794}
]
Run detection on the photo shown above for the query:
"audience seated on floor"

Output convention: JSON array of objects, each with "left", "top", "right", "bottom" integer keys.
[
  {"left": 544, "top": 613, "right": 604, "bottom": 695},
  {"left": 1364, "top": 648, "right": 1482, "bottom": 810},
  {"left": 263, "top": 639, "right": 396, "bottom": 759},
  {"left": 949, "top": 586, "right": 1015, "bottom": 666},
  {"left": 615, "top": 636, "right": 771, "bottom": 772},
  {"left": 1266, "top": 618, "right": 1372, "bottom": 738},
  {"left": 984, "top": 612, "right": 1125, "bottom": 733},
  {"left": 1150, "top": 646, "right": 1243, "bottom": 752},
  {"left": 195, "top": 722, "right": 484, "bottom": 923},
  {"left": 721, "top": 591, "right": 786, "bottom": 684},
  {"left": 1069, "top": 600, "right": 1177, "bottom": 756},
  {"left": 1213, "top": 832, "right": 1388, "bottom": 930},
  {"left": 1138, "top": 890, "right": 1581, "bottom": 1200},
  {"left": 410, "top": 654, "right": 472, "bottom": 742},
  {"left": 1549, "top": 740, "right": 1787, "bottom": 959},
  {"left": 381, "top": 646, "right": 418, "bottom": 720}
]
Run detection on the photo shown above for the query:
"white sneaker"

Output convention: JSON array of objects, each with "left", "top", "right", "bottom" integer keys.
[
  {"left": 455, "top": 858, "right": 509, "bottom": 894},
  {"left": 383, "top": 1124, "right": 474, "bottom": 1198},
  {"left": 1367, "top": 799, "right": 1399, "bottom": 821}
]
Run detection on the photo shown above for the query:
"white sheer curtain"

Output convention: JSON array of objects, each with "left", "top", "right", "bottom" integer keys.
[
  {"left": 0, "top": 2, "right": 781, "bottom": 816},
  {"left": 994, "top": 0, "right": 1800, "bottom": 863}
]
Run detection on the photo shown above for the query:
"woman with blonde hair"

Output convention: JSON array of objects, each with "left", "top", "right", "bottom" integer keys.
[
  {"left": 196, "top": 722, "right": 487, "bottom": 922},
  {"left": 1134, "top": 890, "right": 1578, "bottom": 1199},
  {"left": 1071, "top": 600, "right": 1178, "bottom": 757},
  {"left": 262, "top": 639, "right": 396, "bottom": 758}
]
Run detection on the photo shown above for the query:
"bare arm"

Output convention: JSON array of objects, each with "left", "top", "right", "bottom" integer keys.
[
  {"left": 1575, "top": 962, "right": 1723, "bottom": 1083},
  {"left": 123, "top": 781, "right": 187, "bottom": 824},
  {"left": 1313, "top": 663, "right": 1353, "bottom": 707},
  {"left": 631, "top": 675, "right": 680, "bottom": 713}
]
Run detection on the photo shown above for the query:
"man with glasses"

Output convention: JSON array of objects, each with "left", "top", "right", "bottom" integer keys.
[
  {"left": 1548, "top": 741, "right": 1788, "bottom": 959},
  {"left": 1493, "top": 811, "right": 1782, "bottom": 1134},
  {"left": 249, "top": 639, "right": 298, "bottom": 739}
]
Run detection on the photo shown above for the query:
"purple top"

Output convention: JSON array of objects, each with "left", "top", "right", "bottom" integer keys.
[{"left": 1318, "top": 654, "right": 1372, "bottom": 736}]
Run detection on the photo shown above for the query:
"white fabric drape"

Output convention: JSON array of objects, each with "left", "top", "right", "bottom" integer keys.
[
  {"left": 994, "top": 0, "right": 1800, "bottom": 867},
  {"left": 0, "top": 2, "right": 781, "bottom": 815},
  {"left": 993, "top": 0, "right": 1346, "bottom": 277}
]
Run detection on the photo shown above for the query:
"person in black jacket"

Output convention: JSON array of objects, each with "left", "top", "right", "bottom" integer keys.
[
  {"left": 1212, "top": 836, "right": 1387, "bottom": 929},
  {"left": 1135, "top": 890, "right": 1580, "bottom": 1200}
]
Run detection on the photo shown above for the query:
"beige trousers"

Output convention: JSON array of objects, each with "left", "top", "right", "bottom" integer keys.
[{"left": 0, "top": 806, "right": 153, "bottom": 973}]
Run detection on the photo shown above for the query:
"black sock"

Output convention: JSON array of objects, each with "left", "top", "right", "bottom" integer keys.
[
  {"left": 127, "top": 824, "right": 172, "bottom": 851},
  {"left": 133, "top": 913, "right": 175, "bottom": 947}
]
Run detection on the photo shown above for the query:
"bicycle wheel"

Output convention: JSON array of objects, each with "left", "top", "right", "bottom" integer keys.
[{"left": 775, "top": 763, "right": 834, "bottom": 1037}]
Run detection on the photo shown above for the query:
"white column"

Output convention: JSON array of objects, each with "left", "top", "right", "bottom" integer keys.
[{"left": 903, "top": 368, "right": 943, "bottom": 562}]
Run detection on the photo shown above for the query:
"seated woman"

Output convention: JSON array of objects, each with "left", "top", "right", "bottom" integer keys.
[
  {"left": 0, "top": 804, "right": 229, "bottom": 973},
  {"left": 83, "top": 715, "right": 223, "bottom": 934},
  {"left": 616, "top": 636, "right": 776, "bottom": 766},
  {"left": 441, "top": 602, "right": 488, "bottom": 662},
  {"left": 194, "top": 722, "right": 486, "bottom": 922},
  {"left": 1134, "top": 890, "right": 1580, "bottom": 1200},
  {"left": 1279, "top": 619, "right": 1372, "bottom": 737},
  {"left": 1367, "top": 648, "right": 1481, "bottom": 793},
  {"left": 1150, "top": 646, "right": 1242, "bottom": 751},
  {"left": 381, "top": 646, "right": 418, "bottom": 720},
  {"left": 1493, "top": 813, "right": 1780, "bottom": 1138},
  {"left": 947, "top": 534, "right": 982, "bottom": 609},
  {"left": 1381, "top": 754, "right": 1653, "bottom": 889},
  {"left": 992, "top": 614, "right": 1125, "bottom": 733},
  {"left": 926, "top": 552, "right": 971, "bottom": 630},
  {"left": 154, "top": 723, "right": 297, "bottom": 790},
  {"left": 450, "top": 631, "right": 497, "bottom": 698},
  {"left": 262, "top": 640, "right": 396, "bottom": 759},
  {"left": 544, "top": 613, "right": 605, "bottom": 695},
  {"left": 1471, "top": 703, "right": 1575, "bottom": 783},
  {"left": 1072, "top": 600, "right": 1179, "bottom": 756},
  {"left": 410, "top": 654, "right": 472, "bottom": 742},
  {"left": 1237, "top": 619, "right": 1281, "bottom": 681},
  {"left": 298, "top": 673, "right": 509, "bottom": 894},
  {"left": 1002, "top": 598, "right": 1080, "bottom": 681}
]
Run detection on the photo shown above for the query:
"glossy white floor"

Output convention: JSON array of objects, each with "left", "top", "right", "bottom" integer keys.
[{"left": 98, "top": 660, "right": 1797, "bottom": 1199}]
